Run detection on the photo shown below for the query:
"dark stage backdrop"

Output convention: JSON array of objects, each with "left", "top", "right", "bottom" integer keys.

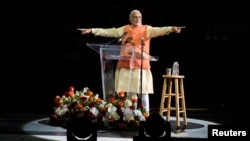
[{"left": 1, "top": 1, "right": 248, "bottom": 120}]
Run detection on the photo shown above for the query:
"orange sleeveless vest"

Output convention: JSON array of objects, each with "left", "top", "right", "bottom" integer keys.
[{"left": 116, "top": 25, "right": 151, "bottom": 69}]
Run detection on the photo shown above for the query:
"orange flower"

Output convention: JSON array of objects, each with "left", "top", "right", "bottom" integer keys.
[
  {"left": 100, "top": 106, "right": 106, "bottom": 112},
  {"left": 53, "top": 96, "right": 60, "bottom": 103},
  {"left": 68, "top": 91, "right": 74, "bottom": 97},
  {"left": 143, "top": 112, "right": 149, "bottom": 118},
  {"left": 118, "top": 101, "right": 124, "bottom": 107},
  {"left": 76, "top": 103, "right": 83, "bottom": 109},
  {"left": 64, "top": 91, "right": 75, "bottom": 97},
  {"left": 53, "top": 95, "right": 63, "bottom": 107},
  {"left": 130, "top": 96, "right": 138, "bottom": 103},
  {"left": 89, "top": 96, "right": 94, "bottom": 101},
  {"left": 118, "top": 91, "right": 125, "bottom": 98},
  {"left": 109, "top": 97, "right": 116, "bottom": 103},
  {"left": 87, "top": 90, "right": 93, "bottom": 96},
  {"left": 68, "top": 86, "right": 75, "bottom": 92},
  {"left": 64, "top": 86, "right": 75, "bottom": 97},
  {"left": 97, "top": 98, "right": 102, "bottom": 103},
  {"left": 58, "top": 99, "right": 63, "bottom": 104}
]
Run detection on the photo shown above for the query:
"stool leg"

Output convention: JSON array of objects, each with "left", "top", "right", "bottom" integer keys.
[
  {"left": 174, "top": 78, "right": 180, "bottom": 130},
  {"left": 180, "top": 78, "right": 187, "bottom": 129},
  {"left": 166, "top": 78, "right": 172, "bottom": 122},
  {"left": 159, "top": 78, "right": 167, "bottom": 116}
]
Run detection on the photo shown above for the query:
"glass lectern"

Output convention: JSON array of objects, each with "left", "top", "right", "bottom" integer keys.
[{"left": 86, "top": 43, "right": 158, "bottom": 100}]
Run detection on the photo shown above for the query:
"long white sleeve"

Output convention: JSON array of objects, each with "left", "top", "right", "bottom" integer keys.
[
  {"left": 147, "top": 26, "right": 174, "bottom": 38},
  {"left": 92, "top": 26, "right": 124, "bottom": 38}
]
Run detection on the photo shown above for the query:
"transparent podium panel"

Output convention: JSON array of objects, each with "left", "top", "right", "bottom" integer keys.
[{"left": 86, "top": 43, "right": 158, "bottom": 100}]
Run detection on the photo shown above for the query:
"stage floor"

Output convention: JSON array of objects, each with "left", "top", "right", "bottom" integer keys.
[{"left": 0, "top": 111, "right": 220, "bottom": 141}]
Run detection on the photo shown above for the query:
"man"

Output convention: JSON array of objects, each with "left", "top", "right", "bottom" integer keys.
[{"left": 78, "top": 9, "right": 184, "bottom": 114}]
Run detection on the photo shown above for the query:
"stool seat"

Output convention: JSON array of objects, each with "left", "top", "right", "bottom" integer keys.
[{"left": 159, "top": 74, "right": 187, "bottom": 133}]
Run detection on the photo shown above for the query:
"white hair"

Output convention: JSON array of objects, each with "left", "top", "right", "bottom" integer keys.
[{"left": 129, "top": 9, "right": 142, "bottom": 18}]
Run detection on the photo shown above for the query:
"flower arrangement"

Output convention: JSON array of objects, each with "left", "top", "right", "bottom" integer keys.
[{"left": 49, "top": 86, "right": 149, "bottom": 130}]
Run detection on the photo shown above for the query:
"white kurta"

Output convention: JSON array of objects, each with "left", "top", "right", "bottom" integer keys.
[{"left": 115, "top": 68, "right": 154, "bottom": 94}]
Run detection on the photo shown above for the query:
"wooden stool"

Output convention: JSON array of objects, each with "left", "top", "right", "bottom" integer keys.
[{"left": 159, "top": 74, "right": 187, "bottom": 133}]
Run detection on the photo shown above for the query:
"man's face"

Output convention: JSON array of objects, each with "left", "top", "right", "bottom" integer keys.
[{"left": 130, "top": 12, "right": 142, "bottom": 26}]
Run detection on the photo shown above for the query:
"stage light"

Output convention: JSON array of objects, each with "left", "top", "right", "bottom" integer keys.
[
  {"left": 134, "top": 113, "right": 171, "bottom": 141},
  {"left": 67, "top": 117, "right": 97, "bottom": 141}
]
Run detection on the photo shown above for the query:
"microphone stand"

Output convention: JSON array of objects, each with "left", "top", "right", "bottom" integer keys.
[
  {"left": 105, "top": 38, "right": 120, "bottom": 45},
  {"left": 105, "top": 32, "right": 128, "bottom": 45},
  {"left": 138, "top": 38, "right": 145, "bottom": 107}
]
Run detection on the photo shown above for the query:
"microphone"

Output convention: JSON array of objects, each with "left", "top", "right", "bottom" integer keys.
[
  {"left": 105, "top": 32, "right": 128, "bottom": 45},
  {"left": 140, "top": 37, "right": 145, "bottom": 46},
  {"left": 124, "top": 37, "right": 135, "bottom": 45},
  {"left": 124, "top": 37, "right": 133, "bottom": 44},
  {"left": 117, "top": 32, "right": 128, "bottom": 42}
]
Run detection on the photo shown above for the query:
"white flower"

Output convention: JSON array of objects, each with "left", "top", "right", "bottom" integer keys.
[
  {"left": 105, "top": 103, "right": 113, "bottom": 108},
  {"left": 75, "top": 91, "right": 81, "bottom": 96},
  {"left": 90, "top": 107, "right": 99, "bottom": 116},
  {"left": 124, "top": 99, "right": 132, "bottom": 108},
  {"left": 121, "top": 107, "right": 132, "bottom": 115},
  {"left": 54, "top": 105, "right": 68, "bottom": 116},
  {"left": 108, "top": 112, "right": 120, "bottom": 121},
  {"left": 107, "top": 105, "right": 117, "bottom": 114},
  {"left": 83, "top": 87, "right": 89, "bottom": 93},
  {"left": 133, "top": 109, "right": 142, "bottom": 117},
  {"left": 121, "top": 107, "right": 134, "bottom": 122},
  {"left": 94, "top": 94, "right": 99, "bottom": 99},
  {"left": 139, "top": 115, "right": 146, "bottom": 121},
  {"left": 61, "top": 95, "right": 69, "bottom": 102},
  {"left": 98, "top": 103, "right": 105, "bottom": 109},
  {"left": 83, "top": 106, "right": 90, "bottom": 111},
  {"left": 123, "top": 113, "right": 135, "bottom": 122},
  {"left": 134, "top": 109, "right": 146, "bottom": 121}
]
